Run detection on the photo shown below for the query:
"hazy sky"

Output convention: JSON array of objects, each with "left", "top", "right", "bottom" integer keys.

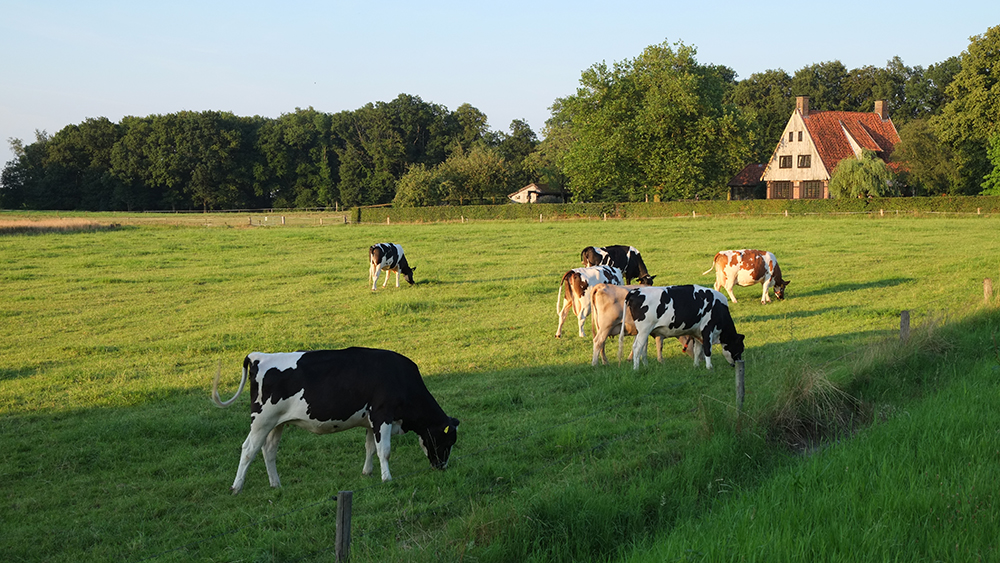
[{"left": 1, "top": 1, "right": 996, "bottom": 164}]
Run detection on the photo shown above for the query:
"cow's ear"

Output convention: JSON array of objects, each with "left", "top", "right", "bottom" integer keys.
[
  {"left": 450, "top": 417, "right": 460, "bottom": 428},
  {"left": 410, "top": 266, "right": 417, "bottom": 272}
]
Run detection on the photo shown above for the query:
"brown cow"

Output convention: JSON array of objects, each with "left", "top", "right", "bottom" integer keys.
[
  {"left": 702, "top": 249, "right": 789, "bottom": 304},
  {"left": 589, "top": 283, "right": 701, "bottom": 366}
]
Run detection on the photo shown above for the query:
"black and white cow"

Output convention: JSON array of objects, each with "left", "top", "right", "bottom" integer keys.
[
  {"left": 619, "top": 285, "right": 745, "bottom": 370},
  {"left": 581, "top": 245, "right": 655, "bottom": 285},
  {"left": 369, "top": 243, "right": 416, "bottom": 290},
  {"left": 212, "top": 347, "right": 459, "bottom": 494}
]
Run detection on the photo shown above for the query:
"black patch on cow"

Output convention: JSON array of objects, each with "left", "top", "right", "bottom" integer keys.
[
  {"left": 625, "top": 288, "right": 649, "bottom": 323},
  {"left": 251, "top": 348, "right": 452, "bottom": 436},
  {"left": 583, "top": 245, "right": 651, "bottom": 285}
]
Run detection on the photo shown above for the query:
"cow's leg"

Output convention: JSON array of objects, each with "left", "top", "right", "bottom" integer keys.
[
  {"left": 381, "top": 269, "right": 391, "bottom": 288},
  {"left": 761, "top": 278, "right": 773, "bottom": 304},
  {"left": 592, "top": 327, "right": 611, "bottom": 366},
  {"left": 577, "top": 297, "right": 591, "bottom": 338},
  {"left": 395, "top": 270, "right": 400, "bottom": 288},
  {"left": 724, "top": 280, "right": 739, "bottom": 304},
  {"left": 631, "top": 328, "right": 652, "bottom": 370},
  {"left": 374, "top": 421, "right": 394, "bottom": 482},
  {"left": 655, "top": 336, "right": 664, "bottom": 362},
  {"left": 370, "top": 265, "right": 382, "bottom": 291},
  {"left": 231, "top": 427, "right": 270, "bottom": 494},
  {"left": 362, "top": 427, "right": 376, "bottom": 476},
  {"left": 262, "top": 424, "right": 285, "bottom": 488},
  {"left": 556, "top": 299, "right": 573, "bottom": 338},
  {"left": 700, "top": 330, "right": 714, "bottom": 369}
]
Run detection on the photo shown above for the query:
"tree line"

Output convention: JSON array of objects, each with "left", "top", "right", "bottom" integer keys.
[{"left": 3, "top": 26, "right": 998, "bottom": 210}]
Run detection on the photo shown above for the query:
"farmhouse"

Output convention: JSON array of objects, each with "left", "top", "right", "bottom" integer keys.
[
  {"left": 508, "top": 183, "right": 567, "bottom": 203},
  {"left": 761, "top": 96, "right": 901, "bottom": 199}
]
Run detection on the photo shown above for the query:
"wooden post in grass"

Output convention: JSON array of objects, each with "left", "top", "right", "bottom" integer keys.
[
  {"left": 336, "top": 490, "right": 353, "bottom": 562},
  {"left": 985, "top": 278, "right": 994, "bottom": 304},
  {"left": 735, "top": 360, "right": 745, "bottom": 411},
  {"left": 900, "top": 310, "right": 910, "bottom": 342}
]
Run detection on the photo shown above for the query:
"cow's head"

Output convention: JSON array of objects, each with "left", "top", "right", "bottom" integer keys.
[
  {"left": 580, "top": 246, "right": 600, "bottom": 267},
  {"left": 401, "top": 265, "right": 416, "bottom": 285},
  {"left": 774, "top": 280, "right": 790, "bottom": 300},
  {"left": 636, "top": 274, "right": 656, "bottom": 286},
  {"left": 720, "top": 332, "right": 746, "bottom": 366},
  {"left": 419, "top": 417, "right": 459, "bottom": 470}
]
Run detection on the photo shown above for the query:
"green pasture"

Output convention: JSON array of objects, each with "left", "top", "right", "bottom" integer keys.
[{"left": 1, "top": 214, "right": 998, "bottom": 562}]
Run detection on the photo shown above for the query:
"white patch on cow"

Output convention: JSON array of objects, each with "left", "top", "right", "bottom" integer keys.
[{"left": 249, "top": 351, "right": 305, "bottom": 374}]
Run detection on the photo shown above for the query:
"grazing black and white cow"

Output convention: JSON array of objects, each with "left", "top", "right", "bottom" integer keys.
[
  {"left": 212, "top": 347, "right": 459, "bottom": 494},
  {"left": 369, "top": 243, "right": 416, "bottom": 290},
  {"left": 556, "top": 265, "right": 623, "bottom": 338},
  {"left": 589, "top": 282, "right": 702, "bottom": 366},
  {"left": 581, "top": 245, "right": 655, "bottom": 285},
  {"left": 702, "top": 249, "right": 789, "bottom": 304},
  {"left": 619, "top": 285, "right": 745, "bottom": 370}
]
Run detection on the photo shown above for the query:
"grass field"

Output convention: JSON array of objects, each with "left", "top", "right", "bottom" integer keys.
[{"left": 1, "top": 213, "right": 998, "bottom": 562}]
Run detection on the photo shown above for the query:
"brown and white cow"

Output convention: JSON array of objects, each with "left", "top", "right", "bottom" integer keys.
[
  {"left": 702, "top": 249, "right": 789, "bottom": 304},
  {"left": 589, "top": 283, "right": 701, "bottom": 366},
  {"left": 370, "top": 243, "right": 416, "bottom": 290},
  {"left": 212, "top": 348, "right": 459, "bottom": 493},
  {"left": 581, "top": 245, "right": 655, "bottom": 285},
  {"left": 556, "top": 265, "right": 623, "bottom": 338}
]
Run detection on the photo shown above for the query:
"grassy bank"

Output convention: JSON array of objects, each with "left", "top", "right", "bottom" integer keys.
[{"left": 1, "top": 214, "right": 998, "bottom": 561}]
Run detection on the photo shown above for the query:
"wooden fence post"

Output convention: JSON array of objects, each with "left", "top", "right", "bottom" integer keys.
[
  {"left": 735, "top": 360, "right": 745, "bottom": 411},
  {"left": 985, "top": 278, "right": 994, "bottom": 304},
  {"left": 336, "top": 490, "right": 353, "bottom": 563},
  {"left": 900, "top": 310, "right": 910, "bottom": 342}
]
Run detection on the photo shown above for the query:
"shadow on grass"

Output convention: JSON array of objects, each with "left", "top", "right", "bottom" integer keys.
[{"left": 793, "top": 277, "right": 915, "bottom": 298}]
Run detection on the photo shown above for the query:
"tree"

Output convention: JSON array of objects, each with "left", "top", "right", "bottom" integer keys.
[
  {"left": 932, "top": 25, "right": 1000, "bottom": 195},
  {"left": 791, "top": 61, "right": 850, "bottom": 111},
  {"left": 496, "top": 119, "right": 539, "bottom": 191},
  {"left": 893, "top": 119, "right": 961, "bottom": 195},
  {"left": 725, "top": 69, "right": 794, "bottom": 163},
  {"left": 982, "top": 133, "right": 1000, "bottom": 195},
  {"left": 555, "top": 40, "right": 753, "bottom": 202},
  {"left": 828, "top": 150, "right": 897, "bottom": 198}
]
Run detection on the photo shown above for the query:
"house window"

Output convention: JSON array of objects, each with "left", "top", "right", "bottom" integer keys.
[
  {"left": 802, "top": 181, "right": 823, "bottom": 199},
  {"left": 788, "top": 132, "right": 794, "bottom": 142},
  {"left": 779, "top": 155, "right": 792, "bottom": 168},
  {"left": 797, "top": 154, "right": 811, "bottom": 168},
  {"left": 798, "top": 131, "right": 803, "bottom": 142},
  {"left": 772, "top": 181, "right": 791, "bottom": 199}
]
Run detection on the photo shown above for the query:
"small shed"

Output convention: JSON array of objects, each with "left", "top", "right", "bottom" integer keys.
[
  {"left": 508, "top": 183, "right": 566, "bottom": 204},
  {"left": 727, "top": 163, "right": 767, "bottom": 200}
]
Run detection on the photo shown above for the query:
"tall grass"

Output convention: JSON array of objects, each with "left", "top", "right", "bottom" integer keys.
[{"left": 1, "top": 214, "right": 998, "bottom": 562}]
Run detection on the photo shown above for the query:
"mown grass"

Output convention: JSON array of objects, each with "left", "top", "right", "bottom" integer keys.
[{"left": 1, "top": 214, "right": 998, "bottom": 562}]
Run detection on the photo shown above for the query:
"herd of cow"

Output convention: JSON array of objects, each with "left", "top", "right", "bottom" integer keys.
[{"left": 211, "top": 242, "right": 790, "bottom": 493}]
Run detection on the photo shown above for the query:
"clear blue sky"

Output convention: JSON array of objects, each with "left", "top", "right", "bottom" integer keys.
[{"left": 1, "top": 1, "right": 996, "bottom": 165}]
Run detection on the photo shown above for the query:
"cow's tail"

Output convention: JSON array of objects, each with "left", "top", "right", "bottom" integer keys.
[
  {"left": 212, "top": 359, "right": 248, "bottom": 408},
  {"left": 556, "top": 279, "right": 563, "bottom": 315},
  {"left": 701, "top": 263, "right": 715, "bottom": 276},
  {"left": 617, "top": 292, "right": 630, "bottom": 363}
]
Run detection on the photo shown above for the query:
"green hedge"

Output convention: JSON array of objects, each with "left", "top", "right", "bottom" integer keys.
[{"left": 356, "top": 196, "right": 1000, "bottom": 223}]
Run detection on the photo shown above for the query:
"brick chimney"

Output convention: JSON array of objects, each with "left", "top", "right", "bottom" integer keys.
[
  {"left": 874, "top": 100, "right": 887, "bottom": 119},
  {"left": 796, "top": 96, "right": 810, "bottom": 117}
]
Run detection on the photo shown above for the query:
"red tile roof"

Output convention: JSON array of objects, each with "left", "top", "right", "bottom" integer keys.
[{"left": 803, "top": 110, "right": 901, "bottom": 175}]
